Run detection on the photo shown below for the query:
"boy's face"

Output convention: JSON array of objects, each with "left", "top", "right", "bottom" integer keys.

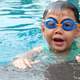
[{"left": 42, "top": 9, "right": 78, "bottom": 54}]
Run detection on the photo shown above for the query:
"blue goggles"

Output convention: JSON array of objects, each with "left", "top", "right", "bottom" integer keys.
[{"left": 44, "top": 17, "right": 79, "bottom": 31}]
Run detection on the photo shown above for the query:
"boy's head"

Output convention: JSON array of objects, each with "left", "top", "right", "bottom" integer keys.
[{"left": 41, "top": 1, "right": 80, "bottom": 54}]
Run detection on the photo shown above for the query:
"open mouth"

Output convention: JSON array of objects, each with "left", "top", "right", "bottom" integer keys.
[
  {"left": 53, "top": 38, "right": 64, "bottom": 42},
  {"left": 53, "top": 37, "right": 65, "bottom": 46}
]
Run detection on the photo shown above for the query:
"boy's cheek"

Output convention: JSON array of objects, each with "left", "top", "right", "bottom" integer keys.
[{"left": 41, "top": 23, "right": 45, "bottom": 32}]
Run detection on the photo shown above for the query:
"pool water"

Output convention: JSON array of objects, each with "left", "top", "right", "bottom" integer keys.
[
  {"left": 0, "top": 0, "right": 48, "bottom": 65},
  {"left": 0, "top": 0, "right": 49, "bottom": 79}
]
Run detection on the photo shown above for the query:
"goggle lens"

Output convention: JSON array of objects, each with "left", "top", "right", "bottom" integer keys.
[{"left": 45, "top": 18, "right": 57, "bottom": 29}]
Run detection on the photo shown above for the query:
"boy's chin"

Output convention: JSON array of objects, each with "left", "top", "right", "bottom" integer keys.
[{"left": 52, "top": 46, "right": 67, "bottom": 54}]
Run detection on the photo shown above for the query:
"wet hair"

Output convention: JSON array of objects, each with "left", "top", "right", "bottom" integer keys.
[{"left": 43, "top": 1, "right": 79, "bottom": 23}]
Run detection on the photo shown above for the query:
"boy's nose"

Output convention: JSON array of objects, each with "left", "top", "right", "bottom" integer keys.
[{"left": 54, "top": 24, "right": 63, "bottom": 34}]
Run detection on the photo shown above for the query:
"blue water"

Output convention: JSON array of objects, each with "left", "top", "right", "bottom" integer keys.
[{"left": 0, "top": 0, "right": 49, "bottom": 65}]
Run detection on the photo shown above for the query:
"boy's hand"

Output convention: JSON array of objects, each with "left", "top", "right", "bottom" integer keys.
[
  {"left": 75, "top": 55, "right": 80, "bottom": 63},
  {"left": 12, "top": 58, "right": 40, "bottom": 69},
  {"left": 12, "top": 46, "right": 42, "bottom": 69}
]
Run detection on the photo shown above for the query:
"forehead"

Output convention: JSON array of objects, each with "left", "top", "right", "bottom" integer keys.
[{"left": 45, "top": 9, "right": 76, "bottom": 21}]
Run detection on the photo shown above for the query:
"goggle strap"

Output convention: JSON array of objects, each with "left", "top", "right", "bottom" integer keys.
[
  {"left": 77, "top": 24, "right": 80, "bottom": 28},
  {"left": 56, "top": 24, "right": 62, "bottom": 27}
]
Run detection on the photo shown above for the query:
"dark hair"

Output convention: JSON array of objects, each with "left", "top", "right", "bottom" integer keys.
[{"left": 43, "top": 1, "right": 79, "bottom": 23}]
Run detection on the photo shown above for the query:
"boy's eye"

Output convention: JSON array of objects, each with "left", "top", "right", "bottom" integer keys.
[
  {"left": 47, "top": 21, "right": 56, "bottom": 26},
  {"left": 63, "top": 22, "right": 72, "bottom": 27}
]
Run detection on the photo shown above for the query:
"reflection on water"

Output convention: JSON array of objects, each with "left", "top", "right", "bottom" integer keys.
[
  {"left": 0, "top": 0, "right": 43, "bottom": 29},
  {"left": 0, "top": 0, "right": 47, "bottom": 64}
]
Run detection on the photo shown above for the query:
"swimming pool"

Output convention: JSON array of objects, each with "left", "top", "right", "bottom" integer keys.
[
  {"left": 0, "top": 0, "right": 79, "bottom": 65},
  {"left": 0, "top": 0, "right": 80, "bottom": 80},
  {"left": 0, "top": 1, "right": 53, "bottom": 80},
  {"left": 0, "top": 0, "right": 48, "bottom": 65}
]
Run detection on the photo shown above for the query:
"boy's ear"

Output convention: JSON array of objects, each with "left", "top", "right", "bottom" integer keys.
[{"left": 41, "top": 22, "right": 45, "bottom": 32}]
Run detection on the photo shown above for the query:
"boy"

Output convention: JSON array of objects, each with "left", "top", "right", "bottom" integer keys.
[{"left": 12, "top": 1, "right": 80, "bottom": 69}]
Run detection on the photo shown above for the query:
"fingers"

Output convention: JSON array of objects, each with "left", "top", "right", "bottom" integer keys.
[
  {"left": 12, "top": 58, "right": 40, "bottom": 69},
  {"left": 12, "top": 58, "right": 27, "bottom": 69},
  {"left": 23, "top": 59, "right": 32, "bottom": 68},
  {"left": 24, "top": 59, "right": 40, "bottom": 67}
]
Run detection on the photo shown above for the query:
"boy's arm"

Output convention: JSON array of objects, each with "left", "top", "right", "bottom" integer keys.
[
  {"left": 24, "top": 46, "right": 43, "bottom": 59},
  {"left": 12, "top": 46, "right": 43, "bottom": 69}
]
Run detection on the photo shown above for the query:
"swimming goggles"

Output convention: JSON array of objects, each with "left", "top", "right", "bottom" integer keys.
[{"left": 44, "top": 17, "right": 80, "bottom": 31}]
